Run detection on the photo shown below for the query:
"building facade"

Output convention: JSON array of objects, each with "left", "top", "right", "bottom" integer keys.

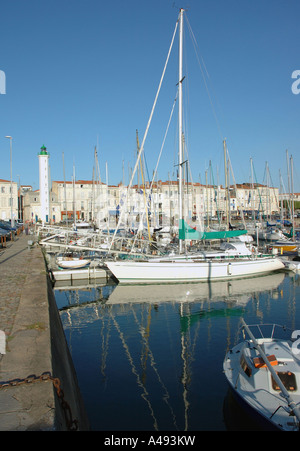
[
  {"left": 51, "top": 180, "right": 108, "bottom": 223},
  {"left": 20, "top": 178, "right": 283, "bottom": 226},
  {"left": 0, "top": 178, "right": 18, "bottom": 222},
  {"left": 23, "top": 189, "right": 60, "bottom": 224}
]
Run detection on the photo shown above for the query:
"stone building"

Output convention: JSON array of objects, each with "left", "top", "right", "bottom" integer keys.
[
  {"left": 0, "top": 178, "right": 18, "bottom": 222},
  {"left": 23, "top": 189, "right": 60, "bottom": 224},
  {"left": 20, "top": 178, "right": 281, "bottom": 226}
]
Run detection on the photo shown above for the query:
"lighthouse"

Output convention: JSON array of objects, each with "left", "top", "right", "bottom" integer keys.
[{"left": 38, "top": 145, "right": 50, "bottom": 223}]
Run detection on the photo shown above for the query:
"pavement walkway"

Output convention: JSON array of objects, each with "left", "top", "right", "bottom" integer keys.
[
  {"left": 0, "top": 231, "right": 89, "bottom": 430},
  {"left": 0, "top": 232, "right": 34, "bottom": 346}
]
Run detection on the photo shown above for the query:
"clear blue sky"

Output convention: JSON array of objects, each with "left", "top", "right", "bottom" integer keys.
[{"left": 1, "top": 0, "right": 300, "bottom": 193}]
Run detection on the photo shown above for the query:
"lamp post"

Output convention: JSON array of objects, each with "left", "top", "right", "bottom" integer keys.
[{"left": 5, "top": 136, "right": 14, "bottom": 228}]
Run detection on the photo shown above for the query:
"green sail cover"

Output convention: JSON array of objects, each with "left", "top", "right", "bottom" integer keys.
[{"left": 179, "top": 219, "right": 247, "bottom": 240}]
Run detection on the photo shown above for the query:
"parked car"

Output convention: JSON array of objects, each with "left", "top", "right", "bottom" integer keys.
[{"left": 0, "top": 220, "right": 17, "bottom": 233}]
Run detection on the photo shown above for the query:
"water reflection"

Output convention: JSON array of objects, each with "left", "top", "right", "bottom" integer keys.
[{"left": 54, "top": 272, "right": 299, "bottom": 431}]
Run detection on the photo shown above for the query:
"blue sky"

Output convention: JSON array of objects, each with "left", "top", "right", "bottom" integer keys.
[{"left": 1, "top": 0, "right": 300, "bottom": 193}]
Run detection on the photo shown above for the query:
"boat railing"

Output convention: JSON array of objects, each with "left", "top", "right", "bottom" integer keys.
[
  {"left": 240, "top": 323, "right": 292, "bottom": 342},
  {"left": 257, "top": 388, "right": 300, "bottom": 420}
]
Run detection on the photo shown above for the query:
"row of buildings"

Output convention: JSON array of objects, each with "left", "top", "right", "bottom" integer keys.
[
  {"left": 0, "top": 176, "right": 298, "bottom": 228},
  {"left": 0, "top": 145, "right": 298, "bottom": 228}
]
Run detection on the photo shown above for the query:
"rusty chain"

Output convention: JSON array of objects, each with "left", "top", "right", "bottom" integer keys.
[{"left": 0, "top": 371, "right": 78, "bottom": 431}]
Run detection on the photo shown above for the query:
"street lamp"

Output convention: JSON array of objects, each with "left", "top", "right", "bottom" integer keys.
[{"left": 5, "top": 136, "right": 14, "bottom": 228}]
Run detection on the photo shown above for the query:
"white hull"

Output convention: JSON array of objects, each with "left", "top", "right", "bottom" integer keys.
[
  {"left": 258, "top": 230, "right": 286, "bottom": 242},
  {"left": 224, "top": 324, "right": 300, "bottom": 431},
  {"left": 105, "top": 256, "right": 284, "bottom": 284},
  {"left": 281, "top": 259, "right": 300, "bottom": 273},
  {"left": 57, "top": 258, "right": 91, "bottom": 269}
]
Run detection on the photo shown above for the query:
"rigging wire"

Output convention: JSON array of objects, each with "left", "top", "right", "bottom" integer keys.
[
  {"left": 108, "top": 16, "right": 179, "bottom": 251},
  {"left": 185, "top": 13, "right": 224, "bottom": 142}
]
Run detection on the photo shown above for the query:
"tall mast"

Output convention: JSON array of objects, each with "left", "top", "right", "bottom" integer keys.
[
  {"left": 279, "top": 169, "right": 283, "bottom": 223},
  {"left": 73, "top": 163, "right": 76, "bottom": 226},
  {"left": 62, "top": 152, "right": 68, "bottom": 225},
  {"left": 178, "top": 8, "right": 184, "bottom": 253},
  {"left": 223, "top": 139, "right": 229, "bottom": 229},
  {"left": 290, "top": 155, "right": 295, "bottom": 240},
  {"left": 286, "top": 149, "right": 291, "bottom": 219}
]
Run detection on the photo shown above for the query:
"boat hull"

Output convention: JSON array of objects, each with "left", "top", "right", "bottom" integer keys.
[
  {"left": 105, "top": 257, "right": 284, "bottom": 283},
  {"left": 225, "top": 385, "right": 282, "bottom": 431},
  {"left": 272, "top": 242, "right": 298, "bottom": 253},
  {"left": 223, "top": 333, "right": 300, "bottom": 431},
  {"left": 57, "top": 259, "right": 91, "bottom": 269}
]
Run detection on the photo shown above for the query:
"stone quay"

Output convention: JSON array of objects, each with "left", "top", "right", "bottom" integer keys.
[{"left": 0, "top": 231, "right": 89, "bottom": 431}]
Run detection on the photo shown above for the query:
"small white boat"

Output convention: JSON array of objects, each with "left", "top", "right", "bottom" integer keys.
[
  {"left": 280, "top": 258, "right": 300, "bottom": 273},
  {"left": 56, "top": 254, "right": 91, "bottom": 270},
  {"left": 259, "top": 227, "right": 287, "bottom": 242},
  {"left": 73, "top": 221, "right": 94, "bottom": 232},
  {"left": 224, "top": 319, "right": 300, "bottom": 431}
]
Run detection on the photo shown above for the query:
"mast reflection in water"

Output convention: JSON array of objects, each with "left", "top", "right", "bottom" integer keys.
[{"left": 54, "top": 272, "right": 300, "bottom": 431}]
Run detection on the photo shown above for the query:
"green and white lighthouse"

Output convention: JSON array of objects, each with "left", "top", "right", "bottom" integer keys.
[{"left": 38, "top": 145, "right": 50, "bottom": 223}]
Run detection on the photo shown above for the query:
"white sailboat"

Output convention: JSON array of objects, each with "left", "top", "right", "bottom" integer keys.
[{"left": 105, "top": 9, "right": 284, "bottom": 284}]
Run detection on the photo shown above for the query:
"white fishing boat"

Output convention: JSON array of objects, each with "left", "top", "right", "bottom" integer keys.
[
  {"left": 223, "top": 319, "right": 300, "bottom": 431},
  {"left": 104, "top": 9, "right": 284, "bottom": 284}
]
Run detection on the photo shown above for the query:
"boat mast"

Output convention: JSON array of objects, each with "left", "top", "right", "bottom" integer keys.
[
  {"left": 286, "top": 149, "right": 291, "bottom": 220},
  {"left": 223, "top": 139, "right": 229, "bottom": 229},
  {"left": 62, "top": 152, "right": 68, "bottom": 226},
  {"left": 178, "top": 8, "right": 184, "bottom": 253},
  {"left": 290, "top": 154, "right": 295, "bottom": 240},
  {"left": 72, "top": 163, "right": 76, "bottom": 227}
]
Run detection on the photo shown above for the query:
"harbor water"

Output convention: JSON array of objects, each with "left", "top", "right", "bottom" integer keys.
[{"left": 54, "top": 271, "right": 300, "bottom": 431}]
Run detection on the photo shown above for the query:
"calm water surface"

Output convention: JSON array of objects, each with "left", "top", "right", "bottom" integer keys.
[{"left": 54, "top": 271, "right": 300, "bottom": 431}]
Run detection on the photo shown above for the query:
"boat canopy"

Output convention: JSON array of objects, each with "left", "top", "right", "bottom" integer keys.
[{"left": 179, "top": 219, "right": 248, "bottom": 240}]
